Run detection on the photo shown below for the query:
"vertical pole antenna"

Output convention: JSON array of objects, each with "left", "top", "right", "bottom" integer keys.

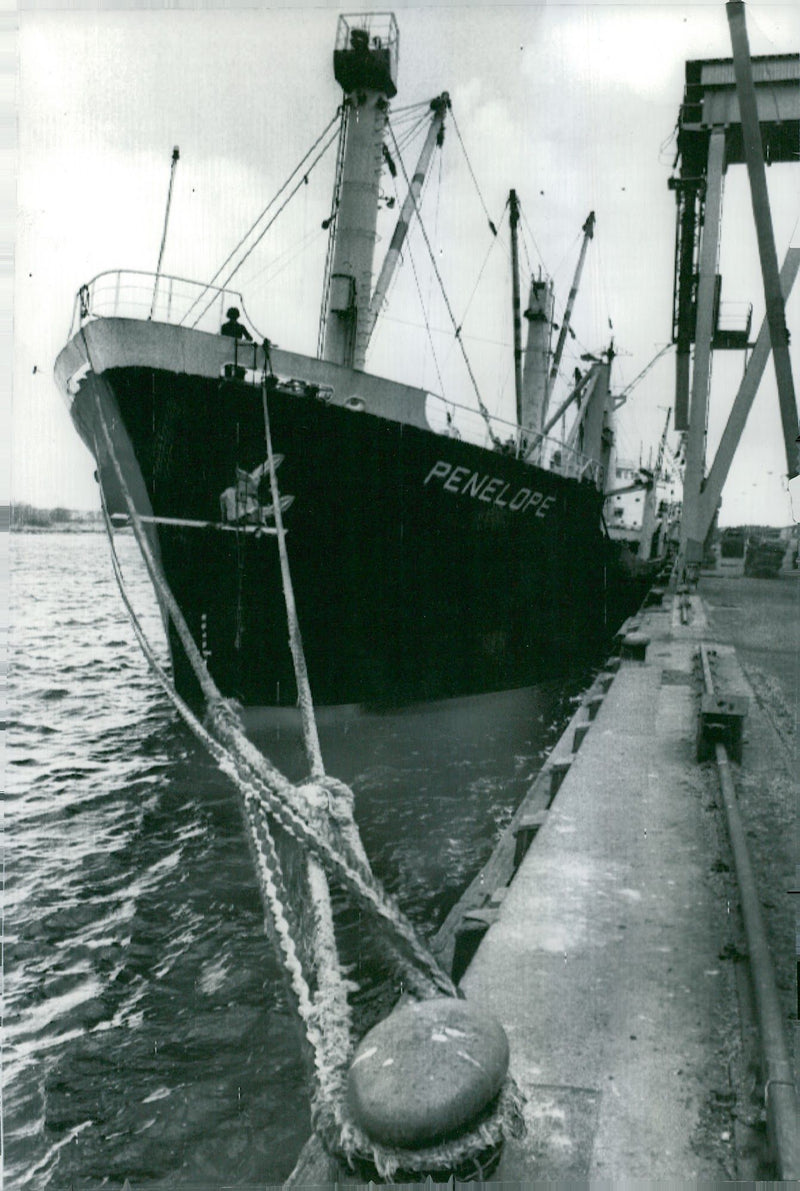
[
  {"left": 509, "top": 189, "right": 523, "bottom": 433},
  {"left": 151, "top": 146, "right": 180, "bottom": 319}
]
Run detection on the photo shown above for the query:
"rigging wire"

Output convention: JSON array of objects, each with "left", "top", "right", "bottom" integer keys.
[
  {"left": 394, "top": 109, "right": 430, "bottom": 144},
  {"left": 787, "top": 207, "right": 800, "bottom": 247},
  {"left": 520, "top": 208, "right": 549, "bottom": 279},
  {"left": 494, "top": 351, "right": 515, "bottom": 421},
  {"left": 549, "top": 226, "right": 583, "bottom": 285},
  {"left": 423, "top": 145, "right": 444, "bottom": 393},
  {"left": 377, "top": 134, "right": 448, "bottom": 402},
  {"left": 181, "top": 109, "right": 341, "bottom": 327},
  {"left": 519, "top": 220, "right": 533, "bottom": 280},
  {"left": 390, "top": 99, "right": 434, "bottom": 116},
  {"left": 391, "top": 107, "right": 432, "bottom": 126},
  {"left": 658, "top": 120, "right": 680, "bottom": 167},
  {"left": 391, "top": 106, "right": 430, "bottom": 123},
  {"left": 450, "top": 197, "right": 508, "bottom": 352},
  {"left": 616, "top": 342, "right": 674, "bottom": 403},
  {"left": 386, "top": 119, "right": 502, "bottom": 448},
  {"left": 151, "top": 147, "right": 180, "bottom": 319},
  {"left": 392, "top": 227, "right": 448, "bottom": 402},
  {"left": 593, "top": 235, "right": 618, "bottom": 345},
  {"left": 450, "top": 109, "right": 499, "bottom": 236},
  {"left": 396, "top": 116, "right": 431, "bottom": 156},
  {"left": 241, "top": 224, "right": 325, "bottom": 294},
  {"left": 379, "top": 310, "right": 519, "bottom": 352},
  {"left": 191, "top": 126, "right": 340, "bottom": 327},
  {"left": 317, "top": 101, "right": 349, "bottom": 358}
]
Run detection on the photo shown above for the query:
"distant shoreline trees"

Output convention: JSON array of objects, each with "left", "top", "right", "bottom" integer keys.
[{"left": 11, "top": 504, "right": 104, "bottom": 530}]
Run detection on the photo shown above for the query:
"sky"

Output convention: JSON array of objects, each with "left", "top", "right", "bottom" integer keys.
[{"left": 12, "top": 0, "right": 800, "bottom": 525}]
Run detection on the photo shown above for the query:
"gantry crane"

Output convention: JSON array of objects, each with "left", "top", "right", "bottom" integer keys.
[{"left": 669, "top": 2, "right": 799, "bottom": 570}]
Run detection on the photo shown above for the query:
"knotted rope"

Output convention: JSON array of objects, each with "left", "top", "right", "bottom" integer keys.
[{"left": 86, "top": 348, "right": 523, "bottom": 1178}]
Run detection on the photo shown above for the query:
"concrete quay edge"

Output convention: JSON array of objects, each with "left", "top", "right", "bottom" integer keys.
[{"left": 460, "top": 592, "right": 745, "bottom": 1181}]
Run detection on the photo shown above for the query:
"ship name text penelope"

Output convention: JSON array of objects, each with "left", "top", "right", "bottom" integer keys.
[{"left": 424, "top": 460, "right": 557, "bottom": 518}]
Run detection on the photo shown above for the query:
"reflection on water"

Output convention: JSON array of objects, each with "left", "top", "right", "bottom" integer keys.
[{"left": 8, "top": 532, "right": 588, "bottom": 1187}]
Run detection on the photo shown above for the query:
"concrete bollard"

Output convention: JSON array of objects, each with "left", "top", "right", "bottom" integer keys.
[
  {"left": 621, "top": 632, "right": 649, "bottom": 661},
  {"left": 586, "top": 693, "right": 604, "bottom": 721},
  {"left": 346, "top": 998, "right": 510, "bottom": 1149}
]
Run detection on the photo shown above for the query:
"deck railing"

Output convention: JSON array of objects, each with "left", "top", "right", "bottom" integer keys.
[
  {"left": 70, "top": 270, "right": 605, "bottom": 490},
  {"left": 425, "top": 393, "right": 606, "bottom": 489},
  {"left": 69, "top": 269, "right": 260, "bottom": 340}
]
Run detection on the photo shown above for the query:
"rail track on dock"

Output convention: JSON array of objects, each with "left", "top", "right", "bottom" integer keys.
[{"left": 697, "top": 638, "right": 798, "bottom": 1179}]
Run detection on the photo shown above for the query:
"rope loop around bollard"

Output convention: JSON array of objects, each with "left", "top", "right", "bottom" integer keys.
[
  {"left": 86, "top": 359, "right": 526, "bottom": 1178},
  {"left": 314, "top": 1074, "right": 525, "bottom": 1182}
]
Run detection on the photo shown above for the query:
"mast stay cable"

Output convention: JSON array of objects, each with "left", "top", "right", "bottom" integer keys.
[
  {"left": 190, "top": 126, "right": 340, "bottom": 329},
  {"left": 181, "top": 108, "right": 341, "bottom": 327},
  {"left": 450, "top": 109, "right": 499, "bottom": 237},
  {"left": 378, "top": 139, "right": 449, "bottom": 403},
  {"left": 453, "top": 196, "right": 508, "bottom": 352},
  {"left": 385, "top": 120, "right": 503, "bottom": 450}
]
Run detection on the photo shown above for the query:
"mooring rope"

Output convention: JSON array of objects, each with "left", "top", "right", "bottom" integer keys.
[
  {"left": 83, "top": 351, "right": 456, "bottom": 995},
  {"left": 95, "top": 473, "right": 352, "bottom": 1104},
  {"left": 85, "top": 346, "right": 525, "bottom": 1176},
  {"left": 91, "top": 408, "right": 453, "bottom": 996},
  {"left": 261, "top": 377, "right": 324, "bottom": 779},
  {"left": 99, "top": 498, "right": 522, "bottom": 1178}
]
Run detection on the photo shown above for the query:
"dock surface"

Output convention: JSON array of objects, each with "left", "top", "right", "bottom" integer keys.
[
  {"left": 288, "top": 575, "right": 797, "bottom": 1184},
  {"left": 461, "top": 583, "right": 796, "bottom": 1181}
]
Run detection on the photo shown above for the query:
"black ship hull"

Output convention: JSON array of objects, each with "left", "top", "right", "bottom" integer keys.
[{"left": 58, "top": 321, "right": 658, "bottom": 709}]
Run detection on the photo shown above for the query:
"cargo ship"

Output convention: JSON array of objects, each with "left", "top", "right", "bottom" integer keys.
[{"left": 55, "top": 13, "right": 661, "bottom": 710}]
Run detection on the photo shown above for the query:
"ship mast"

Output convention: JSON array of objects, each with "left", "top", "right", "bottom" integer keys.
[
  {"left": 321, "top": 15, "right": 399, "bottom": 371},
  {"left": 509, "top": 189, "right": 524, "bottom": 428},
  {"left": 520, "top": 273, "right": 554, "bottom": 440}
]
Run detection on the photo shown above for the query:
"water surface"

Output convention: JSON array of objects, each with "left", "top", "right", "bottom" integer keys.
[{"left": 7, "top": 532, "right": 585, "bottom": 1187}]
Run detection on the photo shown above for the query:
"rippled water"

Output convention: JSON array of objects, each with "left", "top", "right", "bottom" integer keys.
[{"left": 7, "top": 532, "right": 585, "bottom": 1188}]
